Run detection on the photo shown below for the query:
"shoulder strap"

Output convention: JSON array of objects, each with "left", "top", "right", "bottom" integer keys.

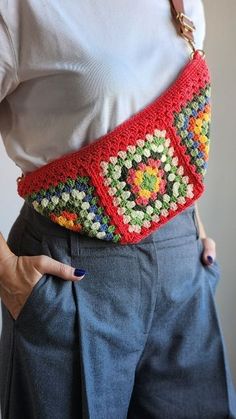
[{"left": 170, "top": 0, "right": 196, "bottom": 52}]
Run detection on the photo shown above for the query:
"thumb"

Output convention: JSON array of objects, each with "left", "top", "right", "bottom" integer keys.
[
  {"left": 201, "top": 237, "right": 216, "bottom": 266},
  {"left": 36, "top": 255, "right": 87, "bottom": 281}
]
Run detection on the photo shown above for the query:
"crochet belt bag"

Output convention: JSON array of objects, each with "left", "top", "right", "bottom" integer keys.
[{"left": 17, "top": 0, "right": 211, "bottom": 245}]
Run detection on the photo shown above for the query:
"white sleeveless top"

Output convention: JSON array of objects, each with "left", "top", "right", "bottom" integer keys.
[{"left": 0, "top": 0, "right": 206, "bottom": 174}]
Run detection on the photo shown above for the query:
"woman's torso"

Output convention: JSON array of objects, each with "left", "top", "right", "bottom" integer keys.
[{"left": 0, "top": 0, "right": 205, "bottom": 174}]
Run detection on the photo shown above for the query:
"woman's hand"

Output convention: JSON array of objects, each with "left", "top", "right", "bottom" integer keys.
[
  {"left": 194, "top": 203, "right": 217, "bottom": 266},
  {"left": 0, "top": 250, "right": 86, "bottom": 321},
  {"left": 200, "top": 236, "right": 216, "bottom": 266}
]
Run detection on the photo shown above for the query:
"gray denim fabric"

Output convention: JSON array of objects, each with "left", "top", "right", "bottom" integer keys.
[{"left": 0, "top": 201, "right": 236, "bottom": 419}]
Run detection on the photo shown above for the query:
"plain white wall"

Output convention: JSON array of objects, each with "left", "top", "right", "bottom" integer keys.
[
  {"left": 200, "top": 0, "right": 236, "bottom": 382},
  {"left": 0, "top": 0, "right": 235, "bottom": 407}
]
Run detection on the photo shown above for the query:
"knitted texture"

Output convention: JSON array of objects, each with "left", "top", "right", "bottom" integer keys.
[{"left": 17, "top": 50, "right": 211, "bottom": 244}]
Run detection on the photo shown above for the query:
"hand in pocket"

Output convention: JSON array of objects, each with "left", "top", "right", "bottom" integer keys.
[
  {"left": 0, "top": 253, "right": 86, "bottom": 320},
  {"left": 199, "top": 236, "right": 217, "bottom": 266}
]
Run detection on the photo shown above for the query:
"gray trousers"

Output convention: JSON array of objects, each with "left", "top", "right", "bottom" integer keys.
[{"left": 1, "top": 202, "right": 236, "bottom": 419}]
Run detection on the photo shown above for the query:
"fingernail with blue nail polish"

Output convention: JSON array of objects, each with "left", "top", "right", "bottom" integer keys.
[
  {"left": 74, "top": 268, "right": 86, "bottom": 277},
  {"left": 207, "top": 256, "right": 213, "bottom": 264}
]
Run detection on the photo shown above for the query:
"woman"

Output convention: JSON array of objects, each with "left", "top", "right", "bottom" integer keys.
[{"left": 0, "top": 0, "right": 236, "bottom": 418}]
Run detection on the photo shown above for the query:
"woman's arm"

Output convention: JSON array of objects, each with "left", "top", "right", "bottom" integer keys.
[
  {"left": 194, "top": 202, "right": 207, "bottom": 239},
  {"left": 0, "top": 232, "right": 13, "bottom": 262},
  {"left": 195, "top": 202, "right": 217, "bottom": 265}
]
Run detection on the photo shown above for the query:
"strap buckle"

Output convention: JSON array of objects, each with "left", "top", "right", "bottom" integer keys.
[
  {"left": 16, "top": 173, "right": 24, "bottom": 184},
  {"left": 176, "top": 12, "right": 196, "bottom": 53}
]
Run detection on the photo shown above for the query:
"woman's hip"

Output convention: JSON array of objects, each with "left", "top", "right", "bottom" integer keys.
[{"left": 10, "top": 200, "right": 199, "bottom": 251}]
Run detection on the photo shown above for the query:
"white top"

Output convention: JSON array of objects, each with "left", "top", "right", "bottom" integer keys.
[{"left": 0, "top": 0, "right": 206, "bottom": 174}]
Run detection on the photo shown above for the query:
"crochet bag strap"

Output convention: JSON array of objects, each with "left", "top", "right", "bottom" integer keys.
[{"left": 169, "top": 0, "right": 196, "bottom": 54}]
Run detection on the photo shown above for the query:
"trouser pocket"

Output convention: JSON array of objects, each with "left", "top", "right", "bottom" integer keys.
[
  {"left": 197, "top": 236, "right": 221, "bottom": 294},
  {"left": 1, "top": 216, "right": 81, "bottom": 418},
  {"left": 0, "top": 303, "right": 15, "bottom": 419},
  {"left": 5, "top": 217, "right": 50, "bottom": 324}
]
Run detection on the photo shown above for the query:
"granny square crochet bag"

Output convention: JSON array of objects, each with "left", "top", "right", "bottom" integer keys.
[{"left": 17, "top": 0, "right": 211, "bottom": 245}]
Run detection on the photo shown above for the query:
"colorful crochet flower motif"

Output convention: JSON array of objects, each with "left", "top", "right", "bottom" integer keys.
[
  {"left": 174, "top": 83, "right": 211, "bottom": 179},
  {"left": 100, "top": 129, "right": 194, "bottom": 235},
  {"left": 127, "top": 158, "right": 166, "bottom": 206},
  {"left": 26, "top": 176, "right": 121, "bottom": 242},
  {"left": 50, "top": 211, "right": 82, "bottom": 232}
]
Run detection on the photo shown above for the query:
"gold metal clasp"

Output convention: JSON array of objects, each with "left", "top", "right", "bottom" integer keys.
[
  {"left": 176, "top": 12, "right": 196, "bottom": 32},
  {"left": 16, "top": 173, "right": 24, "bottom": 184},
  {"left": 190, "top": 49, "right": 206, "bottom": 60},
  {"left": 176, "top": 12, "right": 196, "bottom": 55}
]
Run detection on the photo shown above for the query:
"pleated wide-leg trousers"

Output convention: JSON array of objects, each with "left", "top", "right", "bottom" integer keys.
[{"left": 0, "top": 201, "right": 236, "bottom": 419}]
